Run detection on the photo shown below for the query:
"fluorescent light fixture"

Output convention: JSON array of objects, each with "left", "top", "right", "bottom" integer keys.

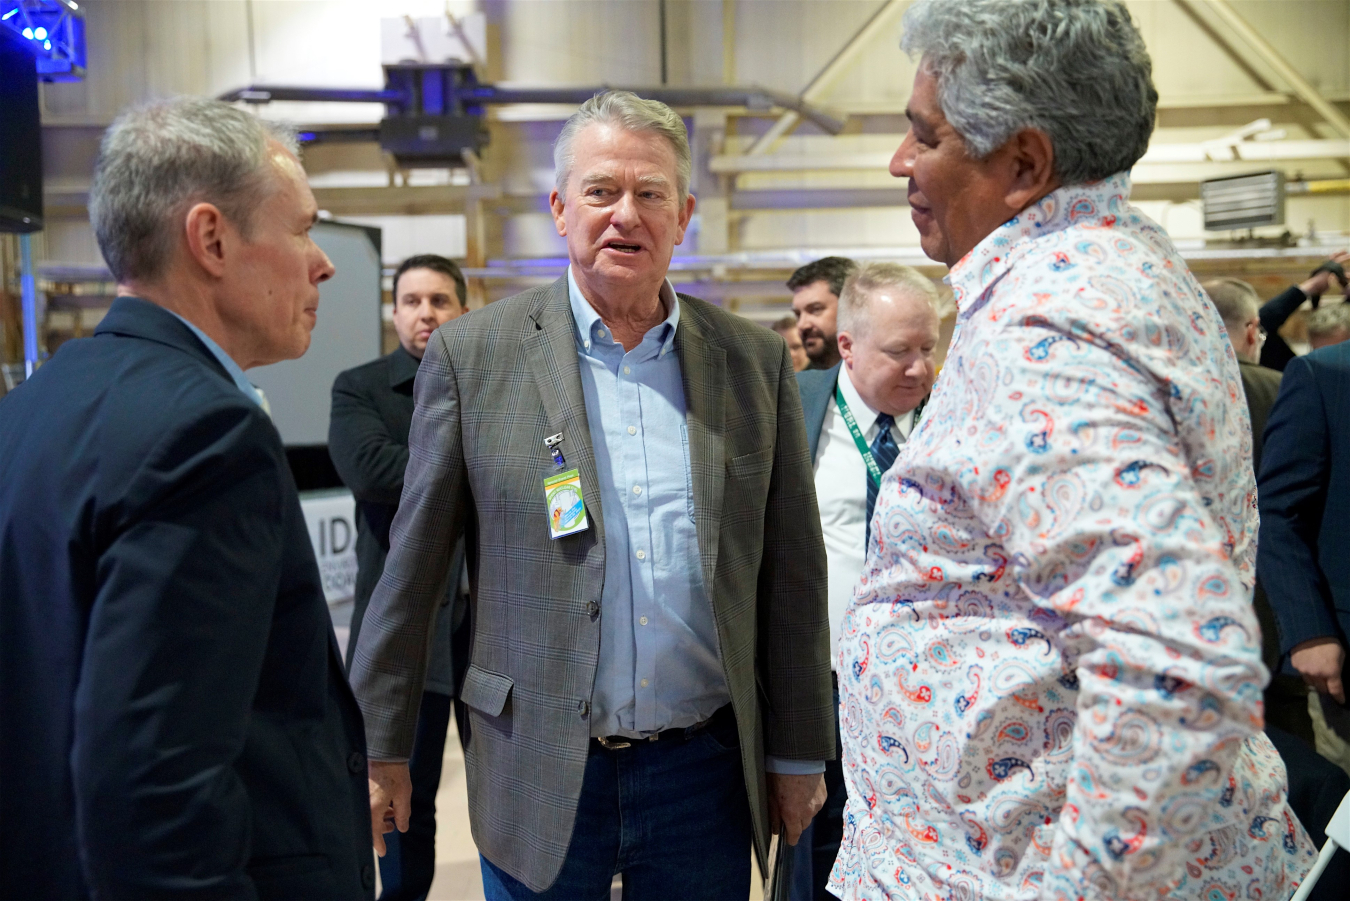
[{"left": 1, "top": 9, "right": 17, "bottom": 20}]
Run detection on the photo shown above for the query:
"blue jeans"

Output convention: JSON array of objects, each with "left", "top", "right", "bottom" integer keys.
[{"left": 480, "top": 710, "right": 752, "bottom": 901}]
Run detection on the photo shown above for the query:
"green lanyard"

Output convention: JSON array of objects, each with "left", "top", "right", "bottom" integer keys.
[{"left": 835, "top": 386, "right": 883, "bottom": 484}]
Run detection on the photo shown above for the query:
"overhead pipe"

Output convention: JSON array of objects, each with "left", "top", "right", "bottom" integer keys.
[{"left": 216, "top": 83, "right": 847, "bottom": 135}]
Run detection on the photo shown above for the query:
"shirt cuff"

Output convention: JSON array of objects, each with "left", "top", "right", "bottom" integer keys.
[{"left": 765, "top": 756, "right": 826, "bottom": 775}]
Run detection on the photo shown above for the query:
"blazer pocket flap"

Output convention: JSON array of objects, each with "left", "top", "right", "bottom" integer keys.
[
  {"left": 727, "top": 446, "right": 774, "bottom": 478},
  {"left": 460, "top": 663, "right": 513, "bottom": 716}
]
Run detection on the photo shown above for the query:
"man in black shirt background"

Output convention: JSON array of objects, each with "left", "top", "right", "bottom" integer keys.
[{"left": 330, "top": 254, "right": 471, "bottom": 901}]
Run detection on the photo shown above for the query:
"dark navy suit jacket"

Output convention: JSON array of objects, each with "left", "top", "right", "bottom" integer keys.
[
  {"left": 1257, "top": 341, "right": 1350, "bottom": 658},
  {"left": 796, "top": 363, "right": 842, "bottom": 464},
  {"left": 0, "top": 297, "right": 373, "bottom": 900}
]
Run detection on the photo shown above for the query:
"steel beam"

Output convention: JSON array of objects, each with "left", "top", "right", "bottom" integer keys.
[
  {"left": 746, "top": 0, "right": 904, "bottom": 155},
  {"left": 1193, "top": 0, "right": 1350, "bottom": 139}
]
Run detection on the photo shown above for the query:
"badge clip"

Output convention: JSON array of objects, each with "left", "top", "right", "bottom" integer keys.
[{"left": 544, "top": 432, "right": 567, "bottom": 468}]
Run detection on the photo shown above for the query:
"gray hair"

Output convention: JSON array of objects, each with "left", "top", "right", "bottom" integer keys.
[
  {"left": 838, "top": 262, "right": 941, "bottom": 336},
  {"left": 1203, "top": 278, "right": 1261, "bottom": 332},
  {"left": 1306, "top": 303, "right": 1350, "bottom": 342},
  {"left": 90, "top": 97, "right": 298, "bottom": 283},
  {"left": 553, "top": 90, "right": 692, "bottom": 201},
  {"left": 900, "top": 0, "right": 1158, "bottom": 185}
]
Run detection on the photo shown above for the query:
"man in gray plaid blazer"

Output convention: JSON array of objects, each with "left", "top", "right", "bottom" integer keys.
[{"left": 351, "top": 91, "right": 833, "bottom": 899}]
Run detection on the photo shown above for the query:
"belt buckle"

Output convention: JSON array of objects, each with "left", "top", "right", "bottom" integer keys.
[{"left": 597, "top": 735, "right": 632, "bottom": 750}]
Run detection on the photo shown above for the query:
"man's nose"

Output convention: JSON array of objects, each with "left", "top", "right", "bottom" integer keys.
[
  {"left": 890, "top": 132, "right": 916, "bottom": 179},
  {"left": 610, "top": 191, "right": 639, "bottom": 227},
  {"left": 313, "top": 246, "right": 335, "bottom": 283}
]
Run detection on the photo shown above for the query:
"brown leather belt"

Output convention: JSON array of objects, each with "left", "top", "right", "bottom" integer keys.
[{"left": 591, "top": 703, "right": 732, "bottom": 751}]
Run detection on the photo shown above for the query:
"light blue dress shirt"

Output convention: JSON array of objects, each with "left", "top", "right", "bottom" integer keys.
[
  {"left": 167, "top": 310, "right": 267, "bottom": 409},
  {"left": 567, "top": 270, "right": 821, "bottom": 775}
]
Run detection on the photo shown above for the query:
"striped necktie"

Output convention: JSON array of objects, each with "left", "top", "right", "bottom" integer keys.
[{"left": 865, "top": 413, "right": 898, "bottom": 548}]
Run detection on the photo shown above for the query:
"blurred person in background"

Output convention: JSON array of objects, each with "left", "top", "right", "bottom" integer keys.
[
  {"left": 790, "top": 262, "right": 939, "bottom": 901},
  {"left": 329, "top": 252, "right": 472, "bottom": 901},
  {"left": 0, "top": 98, "right": 372, "bottom": 900},
  {"left": 831, "top": 1, "right": 1315, "bottom": 898},
  {"left": 789, "top": 256, "right": 857, "bottom": 371},
  {"left": 1257, "top": 250, "right": 1350, "bottom": 370},
  {"left": 1305, "top": 301, "right": 1350, "bottom": 351},
  {"left": 771, "top": 313, "right": 810, "bottom": 372}
]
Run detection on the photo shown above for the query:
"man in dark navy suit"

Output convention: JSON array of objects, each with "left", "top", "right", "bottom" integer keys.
[
  {"left": 1260, "top": 335, "right": 1350, "bottom": 744},
  {"left": 0, "top": 98, "right": 373, "bottom": 900},
  {"left": 790, "top": 262, "right": 940, "bottom": 901},
  {"left": 329, "top": 253, "right": 471, "bottom": 901}
]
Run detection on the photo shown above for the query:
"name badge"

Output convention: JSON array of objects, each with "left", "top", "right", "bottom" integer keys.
[{"left": 544, "top": 468, "right": 589, "bottom": 539}]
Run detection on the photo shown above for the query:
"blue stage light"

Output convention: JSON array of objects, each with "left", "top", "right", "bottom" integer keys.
[{"left": 2, "top": 1, "right": 86, "bottom": 80}]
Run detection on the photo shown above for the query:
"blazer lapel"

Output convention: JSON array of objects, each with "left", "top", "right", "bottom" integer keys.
[
  {"left": 673, "top": 298, "right": 726, "bottom": 598},
  {"left": 522, "top": 276, "right": 605, "bottom": 545}
]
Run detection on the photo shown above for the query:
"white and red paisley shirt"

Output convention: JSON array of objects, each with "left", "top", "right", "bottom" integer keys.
[{"left": 830, "top": 174, "right": 1317, "bottom": 901}]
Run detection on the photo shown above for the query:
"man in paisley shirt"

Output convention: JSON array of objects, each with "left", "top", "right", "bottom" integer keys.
[{"left": 830, "top": 2, "right": 1316, "bottom": 899}]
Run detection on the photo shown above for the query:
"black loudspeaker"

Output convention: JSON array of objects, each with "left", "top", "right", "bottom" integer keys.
[{"left": 0, "top": 29, "right": 43, "bottom": 234}]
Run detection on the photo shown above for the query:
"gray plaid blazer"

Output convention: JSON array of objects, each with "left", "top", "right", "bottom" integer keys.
[{"left": 350, "top": 275, "right": 832, "bottom": 891}]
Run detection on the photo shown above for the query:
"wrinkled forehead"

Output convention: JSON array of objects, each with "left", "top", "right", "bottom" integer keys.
[{"left": 568, "top": 123, "right": 680, "bottom": 185}]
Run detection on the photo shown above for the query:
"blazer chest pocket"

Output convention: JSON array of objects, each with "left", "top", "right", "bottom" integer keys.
[
  {"left": 726, "top": 446, "right": 774, "bottom": 480},
  {"left": 460, "top": 663, "right": 513, "bottom": 717}
]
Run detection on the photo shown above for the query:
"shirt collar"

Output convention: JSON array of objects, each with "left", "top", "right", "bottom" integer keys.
[
  {"left": 566, "top": 266, "right": 680, "bottom": 358},
  {"left": 947, "top": 171, "right": 1134, "bottom": 313},
  {"left": 165, "top": 310, "right": 266, "bottom": 409}
]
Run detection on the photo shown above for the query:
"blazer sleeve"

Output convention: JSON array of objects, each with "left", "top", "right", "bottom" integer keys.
[
  {"left": 350, "top": 331, "right": 469, "bottom": 759},
  {"left": 72, "top": 400, "right": 286, "bottom": 900},
  {"left": 329, "top": 367, "right": 409, "bottom": 505},
  {"left": 1257, "top": 354, "right": 1341, "bottom": 651},
  {"left": 756, "top": 339, "right": 835, "bottom": 762}
]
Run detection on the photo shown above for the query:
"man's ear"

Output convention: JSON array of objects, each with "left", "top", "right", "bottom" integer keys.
[
  {"left": 837, "top": 330, "right": 855, "bottom": 368},
  {"left": 549, "top": 189, "right": 567, "bottom": 237},
  {"left": 674, "top": 192, "right": 697, "bottom": 245},
  {"left": 1002, "top": 127, "right": 1059, "bottom": 213},
  {"left": 183, "top": 202, "right": 230, "bottom": 279}
]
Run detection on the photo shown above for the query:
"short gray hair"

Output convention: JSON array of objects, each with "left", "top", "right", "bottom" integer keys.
[
  {"left": 90, "top": 97, "right": 298, "bottom": 283},
  {"left": 900, "top": 0, "right": 1158, "bottom": 185},
  {"left": 838, "top": 262, "right": 940, "bottom": 336},
  {"left": 1203, "top": 278, "right": 1261, "bottom": 331},
  {"left": 553, "top": 91, "right": 692, "bottom": 201},
  {"left": 1306, "top": 303, "right": 1350, "bottom": 341}
]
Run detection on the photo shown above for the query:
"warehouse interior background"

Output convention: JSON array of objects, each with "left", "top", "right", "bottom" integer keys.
[{"left": 0, "top": 1, "right": 1348, "bottom": 897}]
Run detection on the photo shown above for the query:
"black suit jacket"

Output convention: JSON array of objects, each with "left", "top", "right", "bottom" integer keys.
[
  {"left": 1258, "top": 341, "right": 1350, "bottom": 658},
  {"left": 328, "top": 347, "right": 462, "bottom": 692},
  {"left": 0, "top": 297, "right": 373, "bottom": 900}
]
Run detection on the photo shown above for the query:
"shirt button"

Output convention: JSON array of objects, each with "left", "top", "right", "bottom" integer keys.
[
  {"left": 627, "top": 426, "right": 636, "bottom": 435},
  {"left": 623, "top": 366, "right": 631, "bottom": 375},
  {"left": 586, "top": 601, "right": 600, "bottom": 617},
  {"left": 584, "top": 340, "right": 591, "bottom": 349},
  {"left": 632, "top": 485, "right": 642, "bottom": 495},
  {"left": 639, "top": 616, "right": 648, "bottom": 626},
  {"left": 640, "top": 679, "right": 649, "bottom": 688},
  {"left": 347, "top": 751, "right": 365, "bottom": 774},
  {"left": 635, "top": 549, "right": 646, "bottom": 560},
  {"left": 578, "top": 699, "right": 590, "bottom": 716}
]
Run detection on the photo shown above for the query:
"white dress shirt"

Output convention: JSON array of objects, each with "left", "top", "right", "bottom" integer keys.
[{"left": 812, "top": 364, "right": 913, "bottom": 666}]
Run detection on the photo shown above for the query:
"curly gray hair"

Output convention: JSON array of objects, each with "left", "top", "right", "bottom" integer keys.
[
  {"left": 900, "top": 0, "right": 1157, "bottom": 185},
  {"left": 90, "top": 97, "right": 297, "bottom": 284},
  {"left": 553, "top": 90, "right": 692, "bottom": 201}
]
